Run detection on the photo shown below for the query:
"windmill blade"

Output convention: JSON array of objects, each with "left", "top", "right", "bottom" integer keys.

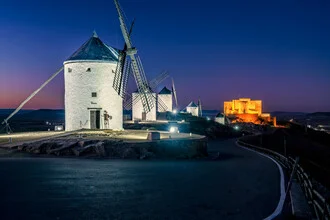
[
  {"left": 124, "top": 94, "right": 133, "bottom": 110},
  {"left": 114, "top": 0, "right": 154, "bottom": 113},
  {"left": 131, "top": 93, "right": 168, "bottom": 112},
  {"left": 132, "top": 92, "right": 141, "bottom": 106},
  {"left": 113, "top": 51, "right": 125, "bottom": 95},
  {"left": 157, "top": 95, "right": 169, "bottom": 112},
  {"left": 198, "top": 98, "right": 202, "bottom": 117},
  {"left": 120, "top": 59, "right": 131, "bottom": 97},
  {"left": 113, "top": 20, "right": 135, "bottom": 97},
  {"left": 149, "top": 71, "right": 169, "bottom": 90},
  {"left": 171, "top": 78, "right": 178, "bottom": 108},
  {"left": 131, "top": 56, "right": 154, "bottom": 113},
  {"left": 128, "top": 70, "right": 170, "bottom": 110},
  {"left": 1, "top": 66, "right": 64, "bottom": 127}
]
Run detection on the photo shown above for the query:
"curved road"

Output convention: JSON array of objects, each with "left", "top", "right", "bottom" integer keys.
[{"left": 0, "top": 139, "right": 280, "bottom": 220}]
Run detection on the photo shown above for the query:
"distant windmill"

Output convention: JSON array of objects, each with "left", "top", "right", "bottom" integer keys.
[
  {"left": 113, "top": 0, "right": 154, "bottom": 113},
  {"left": 124, "top": 71, "right": 170, "bottom": 111}
]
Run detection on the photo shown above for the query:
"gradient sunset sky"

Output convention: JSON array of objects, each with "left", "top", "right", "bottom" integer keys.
[{"left": 0, "top": 0, "right": 329, "bottom": 112}]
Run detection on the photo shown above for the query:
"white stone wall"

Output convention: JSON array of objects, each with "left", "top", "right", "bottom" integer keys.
[
  {"left": 187, "top": 107, "right": 199, "bottom": 116},
  {"left": 132, "top": 93, "right": 156, "bottom": 121},
  {"left": 63, "top": 61, "right": 123, "bottom": 131},
  {"left": 157, "top": 94, "right": 172, "bottom": 112}
]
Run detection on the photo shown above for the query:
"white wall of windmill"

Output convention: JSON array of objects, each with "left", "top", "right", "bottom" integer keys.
[
  {"left": 64, "top": 61, "right": 123, "bottom": 131},
  {"left": 186, "top": 106, "right": 199, "bottom": 116},
  {"left": 157, "top": 94, "right": 172, "bottom": 112},
  {"left": 132, "top": 92, "right": 156, "bottom": 121}
]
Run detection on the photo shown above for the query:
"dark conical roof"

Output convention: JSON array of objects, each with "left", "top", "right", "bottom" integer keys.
[
  {"left": 158, "top": 86, "right": 172, "bottom": 95},
  {"left": 187, "top": 101, "right": 198, "bottom": 108},
  {"left": 65, "top": 32, "right": 119, "bottom": 62}
]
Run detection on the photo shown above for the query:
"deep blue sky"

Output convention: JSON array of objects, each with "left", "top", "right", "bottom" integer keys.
[{"left": 1, "top": 0, "right": 330, "bottom": 112}]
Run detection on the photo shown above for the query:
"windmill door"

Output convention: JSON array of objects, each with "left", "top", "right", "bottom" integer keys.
[
  {"left": 90, "top": 110, "right": 101, "bottom": 129},
  {"left": 142, "top": 112, "right": 147, "bottom": 121}
]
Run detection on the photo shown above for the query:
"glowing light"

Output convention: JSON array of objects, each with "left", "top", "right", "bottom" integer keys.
[
  {"left": 234, "top": 125, "right": 239, "bottom": 130},
  {"left": 55, "top": 125, "right": 64, "bottom": 131},
  {"left": 169, "top": 126, "right": 178, "bottom": 133},
  {"left": 173, "top": 109, "right": 177, "bottom": 114}
]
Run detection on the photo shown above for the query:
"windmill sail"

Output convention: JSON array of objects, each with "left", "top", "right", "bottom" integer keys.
[
  {"left": 113, "top": 20, "right": 135, "bottom": 98},
  {"left": 114, "top": 0, "right": 154, "bottom": 113},
  {"left": 172, "top": 78, "right": 178, "bottom": 108},
  {"left": 124, "top": 71, "right": 169, "bottom": 110}
]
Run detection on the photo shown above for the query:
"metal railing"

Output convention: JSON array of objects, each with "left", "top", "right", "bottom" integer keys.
[{"left": 237, "top": 139, "right": 330, "bottom": 220}]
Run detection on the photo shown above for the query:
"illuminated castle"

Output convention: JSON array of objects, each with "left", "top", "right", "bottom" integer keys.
[{"left": 224, "top": 98, "right": 276, "bottom": 125}]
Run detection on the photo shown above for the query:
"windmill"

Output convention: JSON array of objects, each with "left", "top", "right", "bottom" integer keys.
[
  {"left": 113, "top": 0, "right": 154, "bottom": 114},
  {"left": 112, "top": 19, "right": 135, "bottom": 99},
  {"left": 124, "top": 71, "right": 170, "bottom": 111}
]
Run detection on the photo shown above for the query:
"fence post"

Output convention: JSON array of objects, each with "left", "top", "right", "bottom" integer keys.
[{"left": 284, "top": 157, "right": 300, "bottom": 205}]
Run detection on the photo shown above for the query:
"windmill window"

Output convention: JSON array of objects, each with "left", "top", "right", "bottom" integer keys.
[
  {"left": 91, "top": 92, "right": 97, "bottom": 97},
  {"left": 86, "top": 68, "right": 91, "bottom": 72},
  {"left": 68, "top": 68, "right": 72, "bottom": 72}
]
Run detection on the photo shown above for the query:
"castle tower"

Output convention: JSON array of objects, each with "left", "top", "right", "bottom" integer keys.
[
  {"left": 158, "top": 86, "right": 172, "bottom": 112},
  {"left": 63, "top": 32, "right": 123, "bottom": 131}
]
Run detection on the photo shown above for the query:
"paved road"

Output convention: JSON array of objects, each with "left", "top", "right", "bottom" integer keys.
[{"left": 0, "top": 139, "right": 280, "bottom": 220}]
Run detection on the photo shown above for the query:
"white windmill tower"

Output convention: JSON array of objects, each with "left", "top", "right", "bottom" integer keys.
[
  {"left": 158, "top": 87, "right": 172, "bottom": 113},
  {"left": 128, "top": 71, "right": 170, "bottom": 120},
  {"left": 63, "top": 31, "right": 123, "bottom": 131},
  {"left": 186, "top": 101, "right": 199, "bottom": 116}
]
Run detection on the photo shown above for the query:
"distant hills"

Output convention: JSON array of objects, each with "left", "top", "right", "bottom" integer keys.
[
  {"left": 0, "top": 109, "right": 329, "bottom": 122},
  {"left": 0, "top": 109, "right": 64, "bottom": 122},
  {"left": 0, "top": 109, "right": 34, "bottom": 117},
  {"left": 307, "top": 112, "right": 330, "bottom": 117}
]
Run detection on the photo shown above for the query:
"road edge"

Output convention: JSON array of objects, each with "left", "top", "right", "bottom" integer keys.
[{"left": 235, "top": 141, "right": 285, "bottom": 220}]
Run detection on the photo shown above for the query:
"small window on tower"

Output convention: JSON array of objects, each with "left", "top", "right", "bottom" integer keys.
[
  {"left": 68, "top": 68, "right": 72, "bottom": 72},
  {"left": 92, "top": 92, "right": 97, "bottom": 97},
  {"left": 86, "top": 68, "right": 91, "bottom": 72}
]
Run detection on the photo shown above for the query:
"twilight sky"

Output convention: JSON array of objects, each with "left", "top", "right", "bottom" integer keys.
[{"left": 0, "top": 0, "right": 329, "bottom": 112}]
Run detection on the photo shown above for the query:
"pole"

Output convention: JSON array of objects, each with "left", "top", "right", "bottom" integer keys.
[{"left": 1, "top": 66, "right": 64, "bottom": 126}]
